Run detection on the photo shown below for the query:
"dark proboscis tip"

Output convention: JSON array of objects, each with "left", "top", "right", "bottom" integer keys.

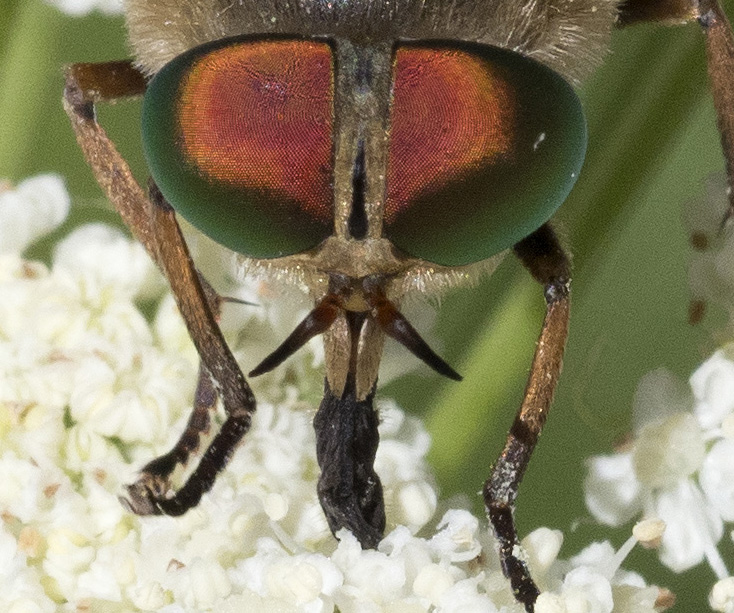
[
  {"left": 249, "top": 294, "right": 341, "bottom": 377},
  {"left": 372, "top": 298, "right": 462, "bottom": 381}
]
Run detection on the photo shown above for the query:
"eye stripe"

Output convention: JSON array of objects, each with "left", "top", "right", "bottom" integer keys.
[{"left": 348, "top": 139, "right": 369, "bottom": 239}]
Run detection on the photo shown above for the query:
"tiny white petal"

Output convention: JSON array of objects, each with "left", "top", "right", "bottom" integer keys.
[
  {"left": 264, "top": 559, "right": 324, "bottom": 605},
  {"left": 560, "top": 566, "right": 614, "bottom": 613},
  {"left": 263, "top": 492, "right": 289, "bottom": 521},
  {"left": 335, "top": 546, "right": 407, "bottom": 604},
  {"left": 535, "top": 592, "right": 566, "bottom": 613},
  {"left": 632, "top": 413, "right": 705, "bottom": 488},
  {"left": 437, "top": 576, "right": 499, "bottom": 613},
  {"left": 632, "top": 368, "right": 692, "bottom": 432},
  {"left": 0, "top": 174, "right": 70, "bottom": 253},
  {"left": 64, "top": 424, "right": 119, "bottom": 469},
  {"left": 392, "top": 480, "right": 437, "bottom": 532},
  {"left": 568, "top": 541, "right": 618, "bottom": 580},
  {"left": 131, "top": 581, "right": 169, "bottom": 610},
  {"left": 655, "top": 481, "right": 723, "bottom": 573},
  {"left": 431, "top": 510, "right": 482, "bottom": 562},
  {"left": 584, "top": 454, "right": 642, "bottom": 526},
  {"left": 700, "top": 439, "right": 734, "bottom": 522},
  {"left": 0, "top": 452, "right": 45, "bottom": 522},
  {"left": 75, "top": 545, "right": 124, "bottom": 601},
  {"left": 380, "top": 527, "right": 434, "bottom": 590},
  {"left": 690, "top": 347, "right": 734, "bottom": 431},
  {"left": 166, "top": 557, "right": 231, "bottom": 608},
  {"left": 43, "top": 529, "right": 96, "bottom": 598},
  {"left": 376, "top": 401, "right": 407, "bottom": 437},
  {"left": 710, "top": 577, "right": 734, "bottom": 612},
  {"left": 412, "top": 563, "right": 456, "bottom": 604},
  {"left": 302, "top": 554, "right": 343, "bottom": 597},
  {"left": 54, "top": 224, "right": 161, "bottom": 299},
  {"left": 523, "top": 527, "right": 564, "bottom": 576}
]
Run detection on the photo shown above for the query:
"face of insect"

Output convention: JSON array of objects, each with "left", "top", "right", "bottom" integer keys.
[
  {"left": 126, "top": 0, "right": 610, "bottom": 398},
  {"left": 61, "top": 1, "right": 734, "bottom": 608}
]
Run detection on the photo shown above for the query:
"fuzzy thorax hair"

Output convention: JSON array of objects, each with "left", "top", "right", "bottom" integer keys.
[{"left": 125, "top": 0, "right": 618, "bottom": 83}]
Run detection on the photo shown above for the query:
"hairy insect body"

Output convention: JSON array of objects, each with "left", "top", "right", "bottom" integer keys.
[
  {"left": 129, "top": 0, "right": 601, "bottom": 593},
  {"left": 125, "top": 0, "right": 618, "bottom": 81},
  {"left": 68, "top": 1, "right": 734, "bottom": 610}
]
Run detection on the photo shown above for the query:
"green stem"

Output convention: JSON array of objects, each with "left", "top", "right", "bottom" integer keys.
[{"left": 0, "top": 1, "right": 64, "bottom": 179}]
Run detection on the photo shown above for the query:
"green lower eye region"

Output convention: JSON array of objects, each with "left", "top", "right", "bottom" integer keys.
[
  {"left": 384, "top": 41, "right": 587, "bottom": 266},
  {"left": 141, "top": 36, "right": 335, "bottom": 259}
]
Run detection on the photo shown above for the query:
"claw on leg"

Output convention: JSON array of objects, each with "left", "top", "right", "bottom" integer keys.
[
  {"left": 121, "top": 362, "right": 217, "bottom": 515},
  {"left": 64, "top": 60, "right": 256, "bottom": 518}
]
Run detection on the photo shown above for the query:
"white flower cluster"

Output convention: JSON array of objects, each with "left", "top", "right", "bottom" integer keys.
[
  {"left": 0, "top": 175, "right": 70, "bottom": 254},
  {"left": 585, "top": 344, "right": 734, "bottom": 610},
  {"left": 45, "top": 0, "right": 123, "bottom": 16},
  {"left": 586, "top": 174, "right": 734, "bottom": 612},
  {"left": 0, "top": 175, "right": 664, "bottom": 611}
]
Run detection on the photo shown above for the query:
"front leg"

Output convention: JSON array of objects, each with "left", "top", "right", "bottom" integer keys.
[
  {"left": 484, "top": 224, "right": 571, "bottom": 612},
  {"left": 122, "top": 362, "right": 217, "bottom": 514},
  {"left": 619, "top": 0, "right": 734, "bottom": 217},
  {"left": 64, "top": 61, "right": 256, "bottom": 515}
]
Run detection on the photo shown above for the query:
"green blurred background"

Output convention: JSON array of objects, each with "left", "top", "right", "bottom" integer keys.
[{"left": 1, "top": 0, "right": 732, "bottom": 608}]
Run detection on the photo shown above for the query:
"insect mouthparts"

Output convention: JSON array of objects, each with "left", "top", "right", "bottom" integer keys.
[{"left": 250, "top": 276, "right": 461, "bottom": 382}]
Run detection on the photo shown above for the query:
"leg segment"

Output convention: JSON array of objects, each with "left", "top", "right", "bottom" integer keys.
[
  {"left": 138, "top": 185, "right": 256, "bottom": 513},
  {"left": 122, "top": 362, "right": 216, "bottom": 514},
  {"left": 699, "top": 0, "right": 734, "bottom": 218},
  {"left": 64, "top": 61, "right": 256, "bottom": 515},
  {"left": 63, "top": 62, "right": 160, "bottom": 264},
  {"left": 619, "top": 0, "right": 734, "bottom": 217},
  {"left": 484, "top": 224, "right": 571, "bottom": 612}
]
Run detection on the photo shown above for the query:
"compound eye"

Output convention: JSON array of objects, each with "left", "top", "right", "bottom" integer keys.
[
  {"left": 142, "top": 37, "right": 335, "bottom": 259},
  {"left": 384, "top": 42, "right": 587, "bottom": 266}
]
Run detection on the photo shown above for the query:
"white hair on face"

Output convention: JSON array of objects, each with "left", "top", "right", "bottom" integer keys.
[{"left": 124, "top": 0, "right": 619, "bottom": 82}]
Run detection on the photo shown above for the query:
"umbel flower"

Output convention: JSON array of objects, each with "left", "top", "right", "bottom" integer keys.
[
  {"left": 584, "top": 362, "right": 734, "bottom": 604},
  {"left": 585, "top": 174, "right": 734, "bottom": 613},
  {"left": 0, "top": 174, "right": 666, "bottom": 611}
]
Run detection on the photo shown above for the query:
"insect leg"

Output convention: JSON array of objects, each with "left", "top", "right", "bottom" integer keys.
[
  {"left": 619, "top": 0, "right": 734, "bottom": 217},
  {"left": 699, "top": 0, "right": 734, "bottom": 218},
  {"left": 122, "top": 362, "right": 217, "bottom": 514},
  {"left": 63, "top": 62, "right": 161, "bottom": 265},
  {"left": 126, "top": 183, "right": 256, "bottom": 516},
  {"left": 484, "top": 223, "right": 570, "bottom": 612},
  {"left": 64, "top": 62, "right": 256, "bottom": 515}
]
